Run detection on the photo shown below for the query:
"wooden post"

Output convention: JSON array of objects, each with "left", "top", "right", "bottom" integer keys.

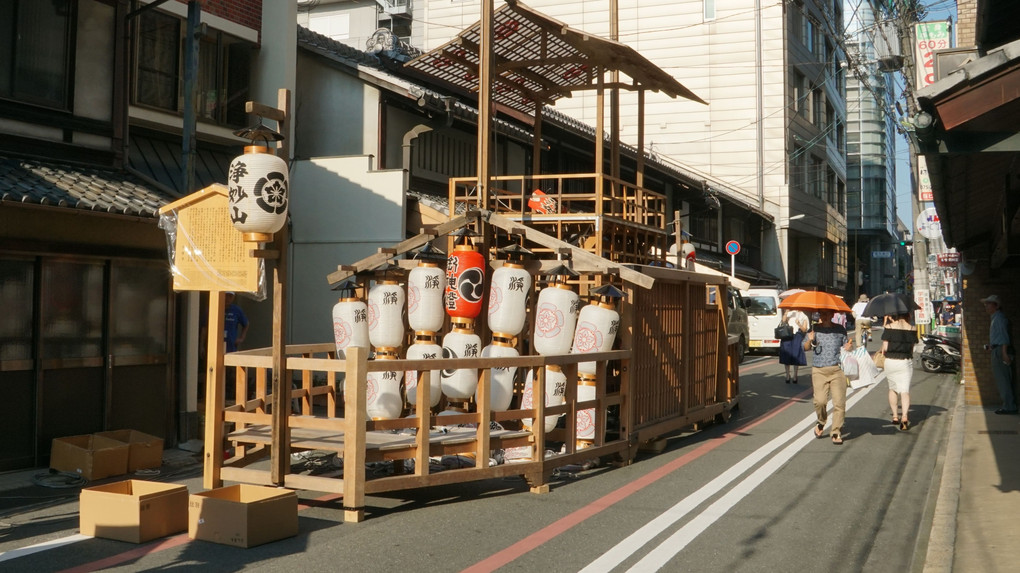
[
  {"left": 636, "top": 89, "right": 645, "bottom": 189},
  {"left": 203, "top": 291, "right": 226, "bottom": 489},
  {"left": 343, "top": 346, "right": 368, "bottom": 522},
  {"left": 478, "top": 1, "right": 494, "bottom": 211},
  {"left": 269, "top": 223, "right": 290, "bottom": 485}
]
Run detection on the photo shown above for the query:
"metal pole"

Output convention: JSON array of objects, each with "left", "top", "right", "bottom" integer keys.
[{"left": 182, "top": 0, "right": 200, "bottom": 194}]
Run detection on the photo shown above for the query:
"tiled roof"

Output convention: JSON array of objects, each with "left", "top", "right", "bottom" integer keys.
[{"left": 0, "top": 155, "right": 179, "bottom": 218}]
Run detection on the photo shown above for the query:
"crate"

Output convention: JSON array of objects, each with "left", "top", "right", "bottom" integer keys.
[{"left": 80, "top": 480, "right": 188, "bottom": 543}]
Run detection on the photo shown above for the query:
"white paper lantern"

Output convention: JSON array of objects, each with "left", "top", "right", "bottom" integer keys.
[
  {"left": 480, "top": 339, "right": 518, "bottom": 411},
  {"left": 405, "top": 334, "right": 443, "bottom": 409},
  {"left": 521, "top": 365, "right": 566, "bottom": 434},
  {"left": 408, "top": 263, "right": 446, "bottom": 333},
  {"left": 366, "top": 353, "right": 404, "bottom": 419},
  {"left": 576, "top": 378, "right": 597, "bottom": 445},
  {"left": 441, "top": 327, "right": 481, "bottom": 400},
  {"left": 227, "top": 145, "right": 289, "bottom": 243},
  {"left": 571, "top": 302, "right": 621, "bottom": 376},
  {"left": 488, "top": 262, "right": 531, "bottom": 338},
  {"left": 368, "top": 280, "right": 405, "bottom": 351},
  {"left": 332, "top": 297, "right": 370, "bottom": 358},
  {"left": 533, "top": 285, "right": 579, "bottom": 356}
]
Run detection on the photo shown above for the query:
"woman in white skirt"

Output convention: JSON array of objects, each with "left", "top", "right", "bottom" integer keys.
[{"left": 882, "top": 312, "right": 919, "bottom": 430}]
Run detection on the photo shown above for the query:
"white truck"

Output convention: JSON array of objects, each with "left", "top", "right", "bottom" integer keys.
[{"left": 742, "top": 288, "right": 784, "bottom": 353}]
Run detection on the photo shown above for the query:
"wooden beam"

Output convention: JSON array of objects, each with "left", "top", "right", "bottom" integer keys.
[
  {"left": 480, "top": 210, "right": 655, "bottom": 289},
  {"left": 270, "top": 224, "right": 290, "bottom": 485},
  {"left": 203, "top": 291, "right": 226, "bottom": 489}
]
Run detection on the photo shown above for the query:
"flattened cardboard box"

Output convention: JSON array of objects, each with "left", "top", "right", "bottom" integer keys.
[
  {"left": 80, "top": 480, "right": 188, "bottom": 543},
  {"left": 188, "top": 484, "right": 298, "bottom": 548},
  {"left": 96, "top": 429, "right": 164, "bottom": 472},
  {"left": 50, "top": 434, "right": 129, "bottom": 481}
]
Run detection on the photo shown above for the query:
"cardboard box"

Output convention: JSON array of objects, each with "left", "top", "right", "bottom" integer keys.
[
  {"left": 96, "top": 430, "right": 164, "bottom": 472},
  {"left": 80, "top": 480, "right": 188, "bottom": 543},
  {"left": 188, "top": 485, "right": 298, "bottom": 548},
  {"left": 50, "top": 434, "right": 130, "bottom": 481}
]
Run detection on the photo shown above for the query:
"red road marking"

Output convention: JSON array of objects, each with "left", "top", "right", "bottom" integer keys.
[
  {"left": 461, "top": 386, "right": 811, "bottom": 573},
  {"left": 58, "top": 535, "right": 190, "bottom": 573}
]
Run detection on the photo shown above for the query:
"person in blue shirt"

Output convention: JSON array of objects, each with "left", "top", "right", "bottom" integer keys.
[
  {"left": 224, "top": 292, "right": 249, "bottom": 353},
  {"left": 804, "top": 308, "right": 853, "bottom": 444},
  {"left": 982, "top": 294, "right": 1016, "bottom": 414}
]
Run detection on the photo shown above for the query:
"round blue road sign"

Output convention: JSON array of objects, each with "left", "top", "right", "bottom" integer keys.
[{"left": 725, "top": 240, "right": 741, "bottom": 255}]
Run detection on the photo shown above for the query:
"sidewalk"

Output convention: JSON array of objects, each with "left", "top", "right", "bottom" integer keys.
[{"left": 924, "top": 385, "right": 1020, "bottom": 573}]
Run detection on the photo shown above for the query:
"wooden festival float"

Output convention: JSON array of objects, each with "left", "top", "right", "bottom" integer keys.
[{"left": 186, "top": 2, "right": 741, "bottom": 523}]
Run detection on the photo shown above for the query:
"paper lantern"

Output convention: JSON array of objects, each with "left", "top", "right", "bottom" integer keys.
[
  {"left": 521, "top": 365, "right": 565, "bottom": 433},
  {"left": 227, "top": 134, "right": 289, "bottom": 243},
  {"left": 445, "top": 242, "right": 485, "bottom": 326},
  {"left": 488, "top": 262, "right": 531, "bottom": 338},
  {"left": 405, "top": 333, "right": 443, "bottom": 409},
  {"left": 366, "top": 351, "right": 403, "bottom": 419},
  {"left": 480, "top": 338, "right": 518, "bottom": 411},
  {"left": 407, "top": 262, "right": 446, "bottom": 333},
  {"left": 533, "top": 284, "right": 579, "bottom": 356},
  {"left": 440, "top": 327, "right": 481, "bottom": 400},
  {"left": 332, "top": 297, "right": 370, "bottom": 359},
  {"left": 368, "top": 280, "right": 405, "bottom": 351},
  {"left": 576, "top": 378, "right": 597, "bottom": 446},
  {"left": 572, "top": 301, "right": 621, "bottom": 376}
]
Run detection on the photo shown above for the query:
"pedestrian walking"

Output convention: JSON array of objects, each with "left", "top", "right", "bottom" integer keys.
[
  {"left": 779, "top": 309, "right": 809, "bottom": 384},
  {"left": 851, "top": 294, "right": 872, "bottom": 348},
  {"left": 982, "top": 294, "right": 1017, "bottom": 414},
  {"left": 882, "top": 313, "right": 918, "bottom": 430},
  {"left": 804, "top": 308, "right": 852, "bottom": 445}
]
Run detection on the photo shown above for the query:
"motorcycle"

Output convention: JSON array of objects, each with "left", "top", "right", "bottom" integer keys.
[{"left": 920, "top": 333, "right": 962, "bottom": 373}]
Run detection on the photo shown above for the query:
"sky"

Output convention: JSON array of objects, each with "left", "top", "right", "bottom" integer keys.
[{"left": 893, "top": 0, "right": 958, "bottom": 230}]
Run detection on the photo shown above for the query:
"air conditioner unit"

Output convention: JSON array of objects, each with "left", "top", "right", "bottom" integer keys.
[{"left": 934, "top": 48, "right": 979, "bottom": 81}]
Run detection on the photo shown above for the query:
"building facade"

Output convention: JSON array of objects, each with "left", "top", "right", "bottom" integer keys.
[{"left": 844, "top": 0, "right": 902, "bottom": 299}]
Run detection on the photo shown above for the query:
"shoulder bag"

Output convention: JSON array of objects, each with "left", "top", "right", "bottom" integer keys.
[{"left": 774, "top": 323, "right": 794, "bottom": 341}]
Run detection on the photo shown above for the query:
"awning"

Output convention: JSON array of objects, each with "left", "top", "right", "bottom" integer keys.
[{"left": 403, "top": 0, "right": 705, "bottom": 116}]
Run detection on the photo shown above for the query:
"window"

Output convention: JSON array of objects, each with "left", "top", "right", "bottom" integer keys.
[
  {"left": 793, "top": 71, "right": 807, "bottom": 117},
  {"left": 704, "top": 0, "right": 716, "bottom": 21},
  {"left": 812, "top": 89, "right": 824, "bottom": 126},
  {"left": 134, "top": 9, "right": 252, "bottom": 128},
  {"left": 791, "top": 146, "right": 805, "bottom": 193},
  {"left": 0, "top": 0, "right": 72, "bottom": 109}
]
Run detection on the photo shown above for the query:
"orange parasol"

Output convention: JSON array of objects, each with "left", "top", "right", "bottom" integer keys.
[{"left": 777, "top": 290, "right": 852, "bottom": 312}]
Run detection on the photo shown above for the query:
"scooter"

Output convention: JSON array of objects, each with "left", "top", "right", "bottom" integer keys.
[{"left": 920, "top": 333, "right": 962, "bottom": 373}]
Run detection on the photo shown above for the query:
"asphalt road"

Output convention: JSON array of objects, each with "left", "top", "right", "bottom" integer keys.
[{"left": 0, "top": 343, "right": 957, "bottom": 573}]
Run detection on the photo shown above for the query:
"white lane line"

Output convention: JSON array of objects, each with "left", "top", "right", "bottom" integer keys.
[
  {"left": 626, "top": 379, "right": 880, "bottom": 572},
  {"left": 582, "top": 375, "right": 883, "bottom": 573},
  {"left": 0, "top": 534, "right": 90, "bottom": 563}
]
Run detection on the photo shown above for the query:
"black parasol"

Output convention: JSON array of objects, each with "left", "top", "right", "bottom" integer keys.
[{"left": 861, "top": 292, "right": 919, "bottom": 318}]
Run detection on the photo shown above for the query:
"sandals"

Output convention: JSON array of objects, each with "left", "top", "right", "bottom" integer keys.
[
  {"left": 831, "top": 434, "right": 844, "bottom": 445},
  {"left": 899, "top": 420, "right": 910, "bottom": 431},
  {"left": 814, "top": 423, "right": 825, "bottom": 438},
  {"left": 891, "top": 416, "right": 900, "bottom": 425}
]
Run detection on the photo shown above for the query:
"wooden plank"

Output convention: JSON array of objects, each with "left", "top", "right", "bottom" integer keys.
[
  {"left": 343, "top": 346, "right": 368, "bottom": 522},
  {"left": 480, "top": 211, "right": 654, "bottom": 289},
  {"left": 203, "top": 291, "right": 226, "bottom": 489},
  {"left": 270, "top": 225, "right": 290, "bottom": 485},
  {"left": 326, "top": 214, "right": 475, "bottom": 286}
]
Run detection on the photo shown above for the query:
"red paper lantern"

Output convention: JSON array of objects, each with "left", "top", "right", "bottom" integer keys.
[{"left": 445, "top": 243, "right": 485, "bottom": 326}]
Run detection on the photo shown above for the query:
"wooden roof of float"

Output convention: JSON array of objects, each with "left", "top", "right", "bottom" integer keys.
[{"left": 403, "top": 0, "right": 706, "bottom": 116}]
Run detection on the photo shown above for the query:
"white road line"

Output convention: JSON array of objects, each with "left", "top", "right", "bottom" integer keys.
[
  {"left": 0, "top": 534, "right": 90, "bottom": 563},
  {"left": 583, "top": 375, "right": 884, "bottom": 573}
]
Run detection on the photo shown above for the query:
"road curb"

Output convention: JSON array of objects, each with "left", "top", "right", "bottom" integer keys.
[{"left": 918, "top": 380, "right": 964, "bottom": 573}]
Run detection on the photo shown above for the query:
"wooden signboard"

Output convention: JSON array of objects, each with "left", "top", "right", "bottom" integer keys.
[{"left": 158, "top": 184, "right": 260, "bottom": 293}]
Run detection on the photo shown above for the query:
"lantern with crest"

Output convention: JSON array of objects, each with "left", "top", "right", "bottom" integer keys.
[
  {"left": 572, "top": 284, "right": 623, "bottom": 447},
  {"left": 480, "top": 242, "right": 532, "bottom": 411},
  {"left": 227, "top": 119, "right": 289, "bottom": 243},
  {"left": 521, "top": 264, "right": 579, "bottom": 435},
  {"left": 332, "top": 279, "right": 369, "bottom": 360},
  {"left": 441, "top": 227, "right": 484, "bottom": 404},
  {"left": 405, "top": 243, "right": 446, "bottom": 410},
  {"left": 365, "top": 262, "right": 405, "bottom": 419}
]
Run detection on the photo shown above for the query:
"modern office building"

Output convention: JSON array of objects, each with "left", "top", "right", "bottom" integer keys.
[{"left": 844, "top": 0, "right": 902, "bottom": 299}]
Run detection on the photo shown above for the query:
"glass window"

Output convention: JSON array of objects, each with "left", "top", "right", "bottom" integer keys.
[
  {"left": 0, "top": 259, "right": 34, "bottom": 361},
  {"left": 0, "top": 0, "right": 71, "bottom": 109},
  {"left": 745, "top": 296, "right": 777, "bottom": 316},
  {"left": 704, "top": 0, "right": 716, "bottom": 21},
  {"left": 41, "top": 261, "right": 104, "bottom": 359},
  {"left": 110, "top": 264, "right": 169, "bottom": 357},
  {"left": 136, "top": 9, "right": 180, "bottom": 111}
]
